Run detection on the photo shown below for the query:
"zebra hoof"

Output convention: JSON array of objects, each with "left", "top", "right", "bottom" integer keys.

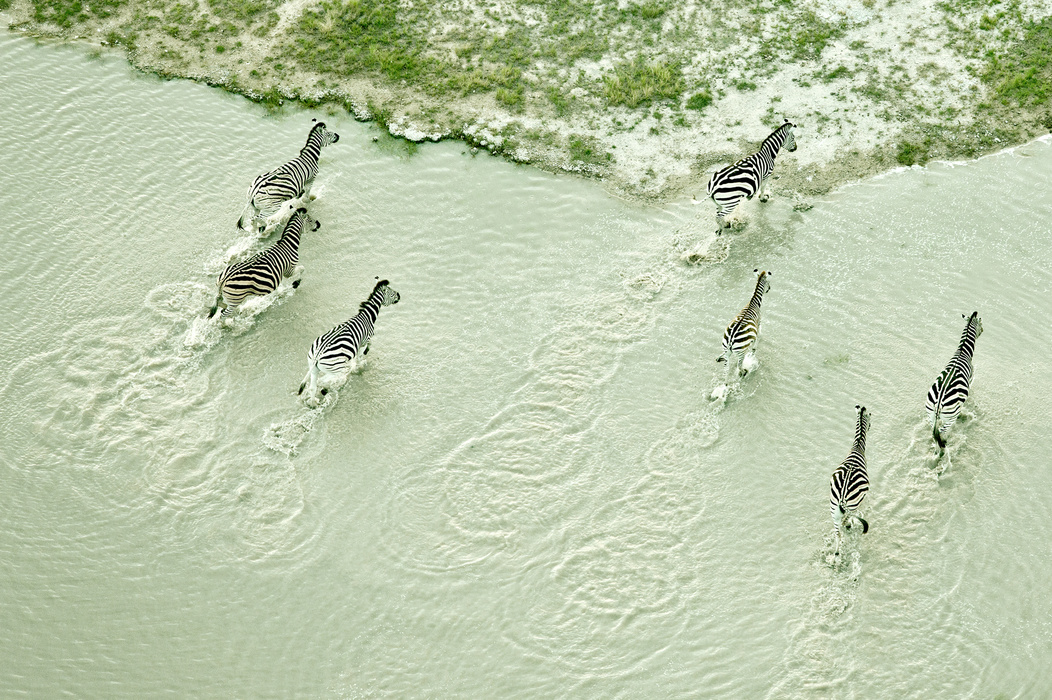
[
  {"left": 320, "top": 389, "right": 328, "bottom": 396},
  {"left": 292, "top": 280, "right": 301, "bottom": 289}
]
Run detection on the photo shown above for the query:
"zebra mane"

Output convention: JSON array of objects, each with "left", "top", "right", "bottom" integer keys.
[
  {"left": 761, "top": 121, "right": 793, "bottom": 148},
  {"left": 958, "top": 311, "right": 982, "bottom": 348},
  {"left": 854, "top": 405, "right": 870, "bottom": 448},
  {"left": 359, "top": 279, "right": 390, "bottom": 309},
  {"left": 303, "top": 121, "right": 328, "bottom": 147}
]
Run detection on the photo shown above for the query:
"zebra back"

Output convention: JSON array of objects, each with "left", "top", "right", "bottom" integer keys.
[
  {"left": 830, "top": 405, "right": 870, "bottom": 520},
  {"left": 721, "top": 269, "right": 770, "bottom": 357},
  {"left": 925, "top": 312, "right": 982, "bottom": 439}
]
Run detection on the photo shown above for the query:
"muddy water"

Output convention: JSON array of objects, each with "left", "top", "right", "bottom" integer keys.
[{"left": 2, "top": 30, "right": 1051, "bottom": 698}]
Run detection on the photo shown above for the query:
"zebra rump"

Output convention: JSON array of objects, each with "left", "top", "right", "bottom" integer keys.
[{"left": 925, "top": 311, "right": 982, "bottom": 449}]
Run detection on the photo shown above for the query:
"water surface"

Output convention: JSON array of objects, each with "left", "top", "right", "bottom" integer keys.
[{"left": 2, "top": 30, "right": 1051, "bottom": 698}]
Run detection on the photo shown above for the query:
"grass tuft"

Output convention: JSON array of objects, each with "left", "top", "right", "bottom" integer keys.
[{"left": 603, "top": 57, "right": 683, "bottom": 109}]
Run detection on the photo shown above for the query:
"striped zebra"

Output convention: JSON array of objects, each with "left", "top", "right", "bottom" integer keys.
[
  {"left": 830, "top": 405, "right": 871, "bottom": 554},
  {"left": 298, "top": 279, "right": 401, "bottom": 403},
  {"left": 209, "top": 207, "right": 319, "bottom": 318},
  {"left": 717, "top": 269, "right": 771, "bottom": 378},
  {"left": 705, "top": 119, "right": 797, "bottom": 234},
  {"left": 237, "top": 119, "right": 340, "bottom": 234},
  {"left": 926, "top": 312, "right": 983, "bottom": 450}
]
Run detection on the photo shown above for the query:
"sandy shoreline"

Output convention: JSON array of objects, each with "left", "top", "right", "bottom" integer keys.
[{"left": 4, "top": 0, "right": 1051, "bottom": 208}]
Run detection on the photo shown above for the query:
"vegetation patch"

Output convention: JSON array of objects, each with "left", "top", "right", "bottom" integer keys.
[
  {"left": 568, "top": 134, "right": 612, "bottom": 166},
  {"left": 686, "top": 88, "right": 713, "bottom": 111},
  {"left": 983, "top": 16, "right": 1052, "bottom": 108},
  {"left": 602, "top": 58, "right": 683, "bottom": 108},
  {"left": 32, "top": 0, "right": 125, "bottom": 27}
]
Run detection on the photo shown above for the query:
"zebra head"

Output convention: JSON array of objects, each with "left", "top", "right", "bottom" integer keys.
[
  {"left": 781, "top": 119, "right": 797, "bottom": 152},
  {"left": 855, "top": 404, "right": 870, "bottom": 435},
  {"left": 754, "top": 268, "right": 771, "bottom": 296},
  {"left": 374, "top": 279, "right": 401, "bottom": 306},
  {"left": 963, "top": 311, "right": 983, "bottom": 338},
  {"left": 310, "top": 118, "right": 340, "bottom": 146}
]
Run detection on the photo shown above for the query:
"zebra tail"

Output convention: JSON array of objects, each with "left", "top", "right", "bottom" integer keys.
[
  {"left": 208, "top": 293, "right": 223, "bottom": 319},
  {"left": 933, "top": 420, "right": 946, "bottom": 449},
  {"left": 298, "top": 364, "right": 318, "bottom": 397}
]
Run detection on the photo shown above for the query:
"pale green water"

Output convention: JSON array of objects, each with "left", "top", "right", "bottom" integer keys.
[{"left": 2, "top": 30, "right": 1052, "bottom": 698}]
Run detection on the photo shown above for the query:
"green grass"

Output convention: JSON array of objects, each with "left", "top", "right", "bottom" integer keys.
[
  {"left": 286, "top": 0, "right": 532, "bottom": 100},
  {"left": 32, "top": 0, "right": 124, "bottom": 27},
  {"left": 686, "top": 88, "right": 713, "bottom": 110},
  {"left": 984, "top": 16, "right": 1052, "bottom": 107},
  {"left": 602, "top": 58, "right": 683, "bottom": 108},
  {"left": 568, "top": 134, "right": 611, "bottom": 165},
  {"left": 206, "top": 0, "right": 278, "bottom": 22}
]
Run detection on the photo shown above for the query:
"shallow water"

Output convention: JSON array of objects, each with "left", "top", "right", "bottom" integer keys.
[{"left": 2, "top": 30, "right": 1051, "bottom": 698}]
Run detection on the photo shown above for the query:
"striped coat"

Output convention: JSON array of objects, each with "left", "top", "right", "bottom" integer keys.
[
  {"left": 210, "top": 208, "right": 318, "bottom": 318},
  {"left": 926, "top": 312, "right": 982, "bottom": 449},
  {"left": 706, "top": 120, "right": 797, "bottom": 233},
  {"left": 298, "top": 279, "right": 401, "bottom": 402},
  {"left": 237, "top": 120, "right": 339, "bottom": 234},
  {"left": 830, "top": 405, "right": 871, "bottom": 552},
  {"left": 718, "top": 269, "right": 771, "bottom": 377}
]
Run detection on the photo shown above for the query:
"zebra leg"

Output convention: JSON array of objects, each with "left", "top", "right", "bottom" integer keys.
[
  {"left": 715, "top": 200, "right": 739, "bottom": 234},
  {"left": 933, "top": 417, "right": 947, "bottom": 450},
  {"left": 759, "top": 175, "right": 771, "bottom": 203}
]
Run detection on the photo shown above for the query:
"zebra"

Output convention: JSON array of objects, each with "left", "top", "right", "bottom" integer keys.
[
  {"left": 830, "top": 405, "right": 870, "bottom": 555},
  {"left": 237, "top": 119, "right": 340, "bottom": 234},
  {"left": 926, "top": 312, "right": 983, "bottom": 450},
  {"left": 298, "top": 278, "right": 401, "bottom": 403},
  {"left": 705, "top": 119, "right": 797, "bottom": 234},
  {"left": 717, "top": 269, "right": 771, "bottom": 379},
  {"left": 209, "top": 207, "right": 319, "bottom": 318}
]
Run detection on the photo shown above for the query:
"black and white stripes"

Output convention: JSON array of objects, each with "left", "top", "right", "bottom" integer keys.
[
  {"left": 718, "top": 269, "right": 770, "bottom": 378},
  {"left": 926, "top": 312, "right": 983, "bottom": 449},
  {"left": 830, "top": 405, "right": 871, "bottom": 553},
  {"left": 237, "top": 120, "right": 339, "bottom": 234},
  {"left": 210, "top": 207, "right": 319, "bottom": 318},
  {"left": 298, "top": 279, "right": 402, "bottom": 403},
  {"left": 706, "top": 119, "right": 796, "bottom": 234}
]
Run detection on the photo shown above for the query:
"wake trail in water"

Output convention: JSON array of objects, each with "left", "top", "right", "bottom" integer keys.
[
  {"left": 1, "top": 278, "right": 322, "bottom": 565},
  {"left": 377, "top": 211, "right": 726, "bottom": 577},
  {"left": 765, "top": 404, "right": 993, "bottom": 698}
]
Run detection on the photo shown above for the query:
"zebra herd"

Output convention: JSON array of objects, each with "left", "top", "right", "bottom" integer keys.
[
  {"left": 706, "top": 127, "right": 982, "bottom": 558},
  {"left": 211, "top": 117, "right": 982, "bottom": 559},
  {"left": 211, "top": 119, "right": 400, "bottom": 407}
]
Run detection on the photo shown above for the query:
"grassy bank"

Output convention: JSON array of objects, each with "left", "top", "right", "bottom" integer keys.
[{"left": 5, "top": 0, "right": 1052, "bottom": 201}]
